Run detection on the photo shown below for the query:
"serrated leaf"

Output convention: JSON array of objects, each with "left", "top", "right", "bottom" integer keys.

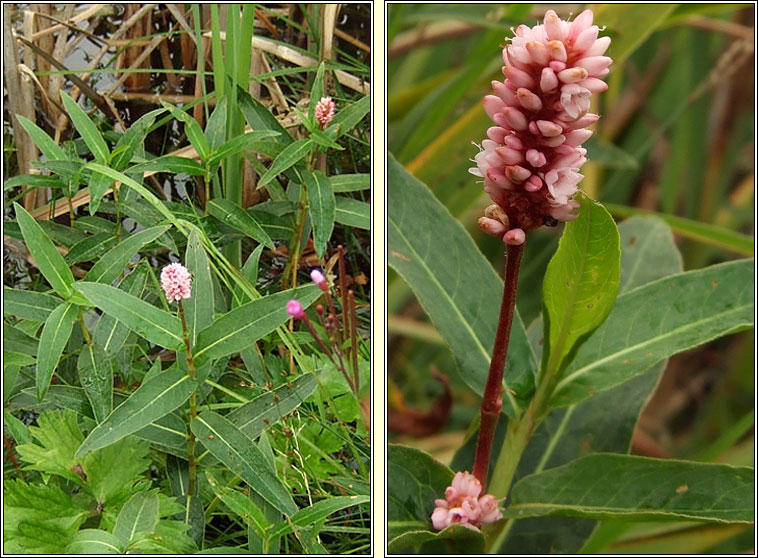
[
  {"left": 506, "top": 454, "right": 754, "bottom": 523},
  {"left": 14, "top": 203, "right": 75, "bottom": 298},
  {"left": 387, "top": 154, "right": 536, "bottom": 416},
  {"left": 76, "top": 368, "right": 198, "bottom": 456},
  {"left": 60, "top": 90, "right": 109, "bottom": 163},
  {"left": 3, "top": 287, "right": 61, "bottom": 321},
  {"left": 67, "top": 529, "right": 124, "bottom": 554},
  {"left": 191, "top": 411, "right": 297, "bottom": 515},
  {"left": 305, "top": 170, "right": 335, "bottom": 258},
  {"left": 542, "top": 194, "right": 621, "bottom": 380},
  {"left": 36, "top": 302, "right": 77, "bottom": 401},
  {"left": 77, "top": 343, "right": 113, "bottom": 423},
  {"left": 193, "top": 284, "right": 320, "bottom": 365},
  {"left": 114, "top": 492, "right": 160, "bottom": 545},
  {"left": 207, "top": 199, "right": 274, "bottom": 249},
  {"left": 87, "top": 225, "right": 170, "bottom": 284},
  {"left": 553, "top": 258, "right": 754, "bottom": 408},
  {"left": 15, "top": 409, "right": 82, "bottom": 480},
  {"left": 77, "top": 282, "right": 183, "bottom": 350},
  {"left": 258, "top": 139, "right": 313, "bottom": 187},
  {"left": 335, "top": 196, "right": 370, "bottom": 230}
]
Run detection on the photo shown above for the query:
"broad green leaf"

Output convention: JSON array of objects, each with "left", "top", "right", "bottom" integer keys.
[
  {"left": 87, "top": 225, "right": 170, "bottom": 284},
  {"left": 135, "top": 410, "right": 188, "bottom": 457},
  {"left": 595, "top": 4, "right": 678, "bottom": 64},
  {"left": 14, "top": 203, "right": 75, "bottom": 298},
  {"left": 77, "top": 344, "right": 113, "bottom": 423},
  {"left": 227, "top": 374, "right": 317, "bottom": 438},
  {"left": 64, "top": 232, "right": 116, "bottom": 265},
  {"left": 207, "top": 199, "right": 274, "bottom": 249},
  {"left": 161, "top": 102, "right": 210, "bottom": 161},
  {"left": 305, "top": 170, "right": 335, "bottom": 258},
  {"left": 36, "top": 302, "right": 77, "bottom": 401},
  {"left": 388, "top": 526, "right": 485, "bottom": 555},
  {"left": 76, "top": 368, "right": 198, "bottom": 456},
  {"left": 331, "top": 173, "right": 370, "bottom": 192},
  {"left": 505, "top": 454, "right": 754, "bottom": 523},
  {"left": 114, "top": 492, "right": 160, "bottom": 546},
  {"left": 77, "top": 282, "right": 183, "bottom": 350},
  {"left": 67, "top": 529, "right": 124, "bottom": 554},
  {"left": 4, "top": 410, "right": 33, "bottom": 445},
  {"left": 258, "top": 139, "right": 313, "bottom": 187},
  {"left": 4, "top": 323, "right": 39, "bottom": 356},
  {"left": 270, "top": 495, "right": 370, "bottom": 537},
  {"left": 129, "top": 156, "right": 206, "bottom": 176},
  {"left": 193, "top": 284, "right": 320, "bottom": 365},
  {"left": 387, "top": 154, "right": 536, "bottom": 416},
  {"left": 184, "top": 230, "right": 215, "bottom": 345},
  {"left": 190, "top": 411, "right": 297, "bottom": 515},
  {"left": 206, "top": 130, "right": 281, "bottom": 171},
  {"left": 87, "top": 168, "right": 113, "bottom": 214},
  {"left": 4, "top": 173, "right": 65, "bottom": 191},
  {"left": 327, "top": 95, "right": 370, "bottom": 140},
  {"left": 542, "top": 194, "right": 620, "bottom": 381},
  {"left": 15, "top": 115, "right": 67, "bottom": 161},
  {"left": 204, "top": 97, "right": 228, "bottom": 151},
  {"left": 3, "top": 287, "right": 61, "bottom": 321},
  {"left": 387, "top": 444, "right": 485, "bottom": 553},
  {"left": 553, "top": 258, "right": 754, "bottom": 408},
  {"left": 92, "top": 266, "right": 148, "bottom": 356},
  {"left": 308, "top": 62, "right": 327, "bottom": 120},
  {"left": 335, "top": 196, "right": 370, "bottom": 230},
  {"left": 60, "top": 90, "right": 109, "bottom": 163}
]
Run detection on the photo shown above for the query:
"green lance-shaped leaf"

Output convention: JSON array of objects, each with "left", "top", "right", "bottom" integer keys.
[
  {"left": 77, "top": 282, "right": 183, "bottom": 350},
  {"left": 3, "top": 287, "right": 61, "bottom": 322},
  {"left": 308, "top": 62, "right": 327, "bottom": 121},
  {"left": 14, "top": 203, "right": 75, "bottom": 298},
  {"left": 92, "top": 266, "right": 148, "bottom": 357},
  {"left": 191, "top": 411, "right": 297, "bottom": 516},
  {"left": 331, "top": 173, "right": 370, "bottom": 192},
  {"left": 110, "top": 108, "right": 164, "bottom": 171},
  {"left": 65, "top": 233, "right": 116, "bottom": 265},
  {"left": 161, "top": 102, "right": 210, "bottom": 161},
  {"left": 270, "top": 495, "right": 370, "bottom": 538},
  {"left": 15, "top": 115, "right": 67, "bottom": 161},
  {"left": 60, "top": 90, "right": 109, "bottom": 163},
  {"left": 238, "top": 86, "right": 294, "bottom": 146},
  {"left": 36, "top": 302, "right": 77, "bottom": 402},
  {"left": 327, "top": 95, "right": 370, "bottom": 141},
  {"left": 77, "top": 344, "right": 113, "bottom": 423},
  {"left": 505, "top": 454, "right": 754, "bottom": 523},
  {"left": 305, "top": 170, "right": 336, "bottom": 258},
  {"left": 67, "top": 529, "right": 124, "bottom": 554},
  {"left": 335, "top": 197, "right": 370, "bottom": 230},
  {"left": 552, "top": 258, "right": 754, "bottom": 408},
  {"left": 207, "top": 199, "right": 274, "bottom": 249},
  {"left": 76, "top": 368, "right": 198, "bottom": 456},
  {"left": 206, "top": 130, "right": 281, "bottom": 171},
  {"left": 387, "top": 154, "right": 536, "bottom": 416},
  {"left": 541, "top": 194, "right": 621, "bottom": 381},
  {"left": 129, "top": 156, "right": 206, "bottom": 176},
  {"left": 258, "top": 139, "right": 313, "bottom": 188},
  {"left": 227, "top": 374, "right": 317, "bottom": 438},
  {"left": 113, "top": 492, "right": 160, "bottom": 546},
  {"left": 184, "top": 230, "right": 214, "bottom": 345},
  {"left": 208, "top": 484, "right": 269, "bottom": 538},
  {"left": 87, "top": 225, "right": 170, "bottom": 285},
  {"left": 193, "top": 284, "right": 320, "bottom": 365}
]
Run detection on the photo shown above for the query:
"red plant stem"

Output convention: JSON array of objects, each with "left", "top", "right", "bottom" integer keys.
[
  {"left": 302, "top": 314, "right": 355, "bottom": 392},
  {"left": 338, "top": 245, "right": 350, "bottom": 342},
  {"left": 178, "top": 300, "right": 198, "bottom": 498},
  {"left": 348, "top": 290, "right": 360, "bottom": 393},
  {"left": 472, "top": 242, "right": 525, "bottom": 488},
  {"left": 3, "top": 433, "right": 24, "bottom": 481}
]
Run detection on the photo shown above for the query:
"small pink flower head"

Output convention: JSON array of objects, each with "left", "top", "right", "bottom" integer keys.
[
  {"left": 431, "top": 471, "right": 503, "bottom": 531},
  {"left": 315, "top": 96, "right": 336, "bottom": 128},
  {"left": 160, "top": 263, "right": 192, "bottom": 302},
  {"left": 471, "top": 9, "right": 610, "bottom": 241},
  {"left": 310, "top": 269, "right": 327, "bottom": 289},
  {"left": 286, "top": 300, "right": 306, "bottom": 319}
]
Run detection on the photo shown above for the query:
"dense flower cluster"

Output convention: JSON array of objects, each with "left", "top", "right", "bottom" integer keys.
[
  {"left": 286, "top": 299, "right": 306, "bottom": 319},
  {"left": 431, "top": 471, "right": 503, "bottom": 531},
  {"left": 315, "top": 96, "right": 336, "bottom": 128},
  {"left": 470, "top": 9, "right": 611, "bottom": 244},
  {"left": 160, "top": 263, "right": 192, "bottom": 302}
]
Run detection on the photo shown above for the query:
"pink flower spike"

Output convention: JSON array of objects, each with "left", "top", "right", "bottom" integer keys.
[
  {"left": 431, "top": 471, "right": 502, "bottom": 531},
  {"left": 160, "top": 263, "right": 192, "bottom": 302},
  {"left": 286, "top": 300, "right": 306, "bottom": 319},
  {"left": 504, "top": 228, "right": 526, "bottom": 245},
  {"left": 310, "top": 269, "right": 327, "bottom": 289},
  {"left": 314, "top": 96, "right": 335, "bottom": 128}
]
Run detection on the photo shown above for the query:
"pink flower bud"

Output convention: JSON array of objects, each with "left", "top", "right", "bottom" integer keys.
[
  {"left": 573, "top": 26, "right": 600, "bottom": 52},
  {"left": 160, "top": 263, "right": 192, "bottom": 302},
  {"left": 286, "top": 300, "right": 305, "bottom": 319},
  {"left": 487, "top": 126, "right": 508, "bottom": 144},
  {"left": 503, "top": 107, "right": 529, "bottom": 131},
  {"left": 310, "top": 269, "right": 327, "bottom": 288},
  {"left": 496, "top": 146, "right": 524, "bottom": 165},
  {"left": 536, "top": 120, "right": 563, "bottom": 137},
  {"left": 492, "top": 81, "right": 516, "bottom": 105},
  {"left": 478, "top": 216, "right": 508, "bottom": 238},
  {"left": 576, "top": 56, "right": 612, "bottom": 76},
  {"left": 547, "top": 40, "right": 567, "bottom": 62},
  {"left": 504, "top": 228, "right": 526, "bottom": 245},
  {"left": 558, "top": 67, "right": 589, "bottom": 83},
  {"left": 483, "top": 95, "right": 506, "bottom": 121},
  {"left": 544, "top": 10, "right": 566, "bottom": 41},
  {"left": 540, "top": 67, "right": 559, "bottom": 92},
  {"left": 503, "top": 66, "right": 536, "bottom": 89},
  {"left": 314, "top": 96, "right": 335, "bottom": 128},
  {"left": 516, "top": 88, "right": 543, "bottom": 112},
  {"left": 568, "top": 9, "right": 595, "bottom": 41},
  {"left": 526, "top": 149, "right": 547, "bottom": 168},
  {"left": 585, "top": 36, "right": 612, "bottom": 57},
  {"left": 525, "top": 41, "right": 550, "bottom": 66},
  {"left": 506, "top": 165, "right": 531, "bottom": 183}
]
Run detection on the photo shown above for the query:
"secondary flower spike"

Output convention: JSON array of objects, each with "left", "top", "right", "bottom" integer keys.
[
  {"left": 160, "top": 263, "right": 192, "bottom": 302},
  {"left": 470, "top": 9, "right": 611, "bottom": 244},
  {"left": 315, "top": 96, "right": 336, "bottom": 128},
  {"left": 431, "top": 471, "right": 503, "bottom": 531},
  {"left": 286, "top": 299, "right": 306, "bottom": 319}
]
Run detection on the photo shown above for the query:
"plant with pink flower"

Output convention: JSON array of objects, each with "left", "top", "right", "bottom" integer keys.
[
  {"left": 160, "top": 262, "right": 192, "bottom": 302},
  {"left": 315, "top": 96, "right": 336, "bottom": 128},
  {"left": 470, "top": 9, "right": 611, "bottom": 245},
  {"left": 431, "top": 471, "right": 503, "bottom": 531}
]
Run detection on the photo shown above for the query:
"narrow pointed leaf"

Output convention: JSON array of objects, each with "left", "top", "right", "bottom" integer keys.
[
  {"left": 308, "top": 62, "right": 327, "bottom": 120},
  {"left": 331, "top": 173, "right": 370, "bottom": 192},
  {"left": 37, "top": 302, "right": 77, "bottom": 401},
  {"left": 258, "top": 139, "right": 312, "bottom": 187},
  {"left": 14, "top": 203, "right": 75, "bottom": 298},
  {"left": 92, "top": 266, "right": 148, "bottom": 356},
  {"left": 194, "top": 284, "right": 320, "bottom": 365},
  {"left": 77, "top": 344, "right": 113, "bottom": 423},
  {"left": 207, "top": 199, "right": 274, "bottom": 249},
  {"left": 16, "top": 115, "right": 67, "bottom": 161},
  {"left": 77, "top": 282, "right": 183, "bottom": 350},
  {"left": 335, "top": 196, "right": 370, "bottom": 230},
  {"left": 184, "top": 230, "right": 214, "bottom": 345},
  {"left": 506, "top": 454, "right": 754, "bottom": 523},
  {"left": 387, "top": 154, "right": 536, "bottom": 416},
  {"left": 60, "top": 90, "right": 109, "bottom": 163},
  {"left": 3, "top": 287, "right": 61, "bottom": 322},
  {"left": 161, "top": 102, "right": 209, "bottom": 161},
  {"left": 114, "top": 492, "right": 160, "bottom": 546},
  {"left": 305, "top": 170, "right": 335, "bottom": 258},
  {"left": 238, "top": 87, "right": 293, "bottom": 146},
  {"left": 271, "top": 495, "right": 369, "bottom": 538},
  {"left": 76, "top": 368, "right": 198, "bottom": 456},
  {"left": 87, "top": 225, "right": 170, "bottom": 284},
  {"left": 65, "top": 232, "right": 116, "bottom": 265},
  {"left": 328, "top": 95, "right": 370, "bottom": 140},
  {"left": 129, "top": 156, "right": 206, "bottom": 176},
  {"left": 191, "top": 411, "right": 297, "bottom": 515},
  {"left": 206, "top": 130, "right": 281, "bottom": 170},
  {"left": 542, "top": 194, "right": 621, "bottom": 378}
]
